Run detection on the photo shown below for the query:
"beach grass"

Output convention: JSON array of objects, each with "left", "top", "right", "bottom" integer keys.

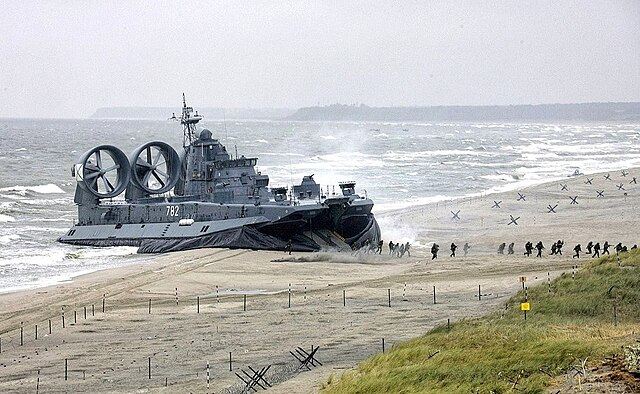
[{"left": 321, "top": 250, "right": 640, "bottom": 393}]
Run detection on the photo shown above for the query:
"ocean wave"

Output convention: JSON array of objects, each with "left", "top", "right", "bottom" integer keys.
[
  {"left": 0, "top": 214, "right": 15, "bottom": 222},
  {"left": 0, "top": 184, "right": 66, "bottom": 195},
  {"left": 0, "top": 234, "right": 19, "bottom": 244}
]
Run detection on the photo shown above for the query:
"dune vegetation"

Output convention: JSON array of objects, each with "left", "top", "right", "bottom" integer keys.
[{"left": 321, "top": 251, "right": 640, "bottom": 393}]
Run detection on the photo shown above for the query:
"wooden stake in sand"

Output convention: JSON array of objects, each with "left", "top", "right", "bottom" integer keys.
[
  {"left": 288, "top": 283, "right": 291, "bottom": 308},
  {"left": 35, "top": 324, "right": 38, "bottom": 340},
  {"left": 382, "top": 338, "right": 385, "bottom": 353},
  {"left": 49, "top": 319, "right": 51, "bottom": 335},
  {"left": 229, "top": 352, "right": 233, "bottom": 371},
  {"left": 433, "top": 286, "right": 437, "bottom": 304},
  {"left": 65, "top": 358, "right": 68, "bottom": 381},
  {"left": 175, "top": 288, "right": 179, "bottom": 305},
  {"left": 197, "top": 296, "right": 200, "bottom": 314},
  {"left": 148, "top": 299, "right": 152, "bottom": 314},
  {"left": 478, "top": 285, "right": 482, "bottom": 301},
  {"left": 216, "top": 285, "right": 219, "bottom": 303},
  {"left": 148, "top": 357, "right": 151, "bottom": 379},
  {"left": 243, "top": 294, "right": 247, "bottom": 311},
  {"left": 343, "top": 290, "right": 346, "bottom": 307},
  {"left": 20, "top": 322, "right": 23, "bottom": 346},
  {"left": 388, "top": 288, "right": 391, "bottom": 307},
  {"left": 207, "top": 361, "right": 210, "bottom": 390}
]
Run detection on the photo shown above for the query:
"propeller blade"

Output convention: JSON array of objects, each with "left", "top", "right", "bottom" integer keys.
[
  {"left": 102, "top": 164, "right": 121, "bottom": 173},
  {"left": 152, "top": 171, "right": 166, "bottom": 188},
  {"left": 95, "top": 150, "right": 103, "bottom": 168},
  {"left": 153, "top": 149, "right": 163, "bottom": 166}
]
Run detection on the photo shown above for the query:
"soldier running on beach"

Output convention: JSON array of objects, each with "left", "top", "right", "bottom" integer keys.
[
  {"left": 535, "top": 241, "right": 544, "bottom": 258},
  {"left": 586, "top": 241, "right": 593, "bottom": 255},
  {"left": 524, "top": 241, "right": 533, "bottom": 257},
  {"left": 376, "top": 240, "right": 383, "bottom": 254},
  {"left": 603, "top": 241, "right": 610, "bottom": 255},
  {"left": 507, "top": 242, "right": 514, "bottom": 255},
  {"left": 388, "top": 241, "right": 394, "bottom": 255},
  {"left": 592, "top": 242, "right": 601, "bottom": 258},
  {"left": 497, "top": 242, "right": 506, "bottom": 254},
  {"left": 573, "top": 244, "right": 581, "bottom": 258},
  {"left": 431, "top": 243, "right": 439, "bottom": 260},
  {"left": 615, "top": 242, "right": 623, "bottom": 255},
  {"left": 463, "top": 242, "right": 470, "bottom": 256},
  {"left": 551, "top": 243, "right": 557, "bottom": 255},
  {"left": 450, "top": 242, "right": 457, "bottom": 257},
  {"left": 404, "top": 242, "right": 411, "bottom": 257},
  {"left": 285, "top": 239, "right": 292, "bottom": 255},
  {"left": 556, "top": 240, "right": 564, "bottom": 255}
]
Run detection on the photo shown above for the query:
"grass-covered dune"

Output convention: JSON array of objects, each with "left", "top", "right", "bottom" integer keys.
[{"left": 321, "top": 251, "right": 640, "bottom": 393}]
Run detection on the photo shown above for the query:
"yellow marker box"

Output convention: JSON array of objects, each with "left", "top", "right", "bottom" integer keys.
[{"left": 521, "top": 302, "right": 530, "bottom": 311}]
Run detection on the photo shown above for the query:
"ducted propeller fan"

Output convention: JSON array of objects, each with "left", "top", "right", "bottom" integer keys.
[
  {"left": 128, "top": 141, "right": 180, "bottom": 196},
  {"left": 75, "top": 145, "right": 131, "bottom": 199}
]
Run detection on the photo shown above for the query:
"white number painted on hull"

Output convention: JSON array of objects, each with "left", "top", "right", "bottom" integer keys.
[{"left": 166, "top": 205, "right": 180, "bottom": 216}]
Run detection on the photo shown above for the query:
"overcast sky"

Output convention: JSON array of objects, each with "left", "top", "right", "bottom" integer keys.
[{"left": 1, "top": 1, "right": 638, "bottom": 118}]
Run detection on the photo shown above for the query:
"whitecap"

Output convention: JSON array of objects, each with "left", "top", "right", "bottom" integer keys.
[
  {"left": 0, "top": 214, "right": 15, "bottom": 222},
  {"left": 0, "top": 234, "right": 19, "bottom": 243},
  {"left": 0, "top": 184, "right": 66, "bottom": 195},
  {"left": 320, "top": 135, "right": 337, "bottom": 140}
]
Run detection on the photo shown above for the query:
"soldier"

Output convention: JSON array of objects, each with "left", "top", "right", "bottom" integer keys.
[
  {"left": 603, "top": 241, "right": 610, "bottom": 255},
  {"left": 285, "top": 239, "right": 292, "bottom": 255},
  {"left": 388, "top": 241, "right": 395, "bottom": 255},
  {"left": 463, "top": 242, "right": 470, "bottom": 256},
  {"left": 450, "top": 242, "right": 457, "bottom": 257},
  {"left": 550, "top": 242, "right": 557, "bottom": 255},
  {"left": 535, "top": 241, "right": 544, "bottom": 258},
  {"left": 431, "top": 243, "right": 439, "bottom": 260},
  {"left": 497, "top": 242, "right": 506, "bottom": 254},
  {"left": 573, "top": 243, "right": 581, "bottom": 258},
  {"left": 524, "top": 241, "right": 533, "bottom": 257},
  {"left": 398, "top": 243, "right": 406, "bottom": 257},
  {"left": 632, "top": 244, "right": 638, "bottom": 250},
  {"left": 586, "top": 241, "right": 593, "bottom": 255},
  {"left": 507, "top": 242, "right": 514, "bottom": 255},
  {"left": 592, "top": 242, "right": 601, "bottom": 258},
  {"left": 556, "top": 240, "right": 564, "bottom": 255},
  {"left": 376, "top": 240, "right": 384, "bottom": 254},
  {"left": 615, "top": 242, "right": 623, "bottom": 255},
  {"left": 404, "top": 242, "right": 411, "bottom": 257}
]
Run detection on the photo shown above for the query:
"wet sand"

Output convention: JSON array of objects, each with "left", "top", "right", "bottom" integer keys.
[{"left": 0, "top": 168, "right": 637, "bottom": 393}]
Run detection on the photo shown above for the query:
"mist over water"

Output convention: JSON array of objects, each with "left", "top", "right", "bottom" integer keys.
[{"left": 1, "top": 118, "right": 639, "bottom": 292}]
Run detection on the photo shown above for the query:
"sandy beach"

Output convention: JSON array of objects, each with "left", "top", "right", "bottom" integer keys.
[{"left": 0, "top": 168, "right": 638, "bottom": 393}]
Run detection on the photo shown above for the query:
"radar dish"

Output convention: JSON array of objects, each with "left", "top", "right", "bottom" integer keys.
[
  {"left": 129, "top": 141, "right": 180, "bottom": 194},
  {"left": 77, "top": 145, "right": 131, "bottom": 198}
]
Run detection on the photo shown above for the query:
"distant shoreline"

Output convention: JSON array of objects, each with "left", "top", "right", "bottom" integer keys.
[{"left": 88, "top": 102, "right": 640, "bottom": 122}]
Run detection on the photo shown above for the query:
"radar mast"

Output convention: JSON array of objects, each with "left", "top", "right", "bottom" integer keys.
[{"left": 170, "top": 93, "right": 203, "bottom": 148}]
